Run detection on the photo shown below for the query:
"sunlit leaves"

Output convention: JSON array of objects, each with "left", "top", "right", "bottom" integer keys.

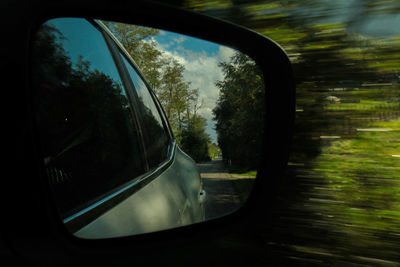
[
  {"left": 103, "top": 21, "right": 212, "bottom": 161},
  {"left": 259, "top": 26, "right": 306, "bottom": 44}
]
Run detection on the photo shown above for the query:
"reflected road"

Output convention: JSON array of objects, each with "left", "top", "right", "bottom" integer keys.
[{"left": 197, "top": 160, "right": 242, "bottom": 220}]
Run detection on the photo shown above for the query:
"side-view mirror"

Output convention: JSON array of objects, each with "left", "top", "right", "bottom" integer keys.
[
  {"left": 32, "top": 17, "right": 269, "bottom": 239},
  {"left": 3, "top": 0, "right": 295, "bottom": 264}
]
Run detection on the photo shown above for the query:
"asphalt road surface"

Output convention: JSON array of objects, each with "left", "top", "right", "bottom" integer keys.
[{"left": 196, "top": 160, "right": 242, "bottom": 220}]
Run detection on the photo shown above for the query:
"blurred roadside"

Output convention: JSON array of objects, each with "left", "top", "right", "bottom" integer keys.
[{"left": 172, "top": 0, "right": 400, "bottom": 264}]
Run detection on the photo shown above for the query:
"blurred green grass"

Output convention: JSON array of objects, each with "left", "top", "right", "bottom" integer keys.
[
  {"left": 313, "top": 118, "right": 400, "bottom": 234},
  {"left": 324, "top": 99, "right": 399, "bottom": 111}
]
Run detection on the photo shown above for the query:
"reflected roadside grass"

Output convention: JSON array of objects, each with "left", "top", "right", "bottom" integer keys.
[{"left": 227, "top": 166, "right": 256, "bottom": 203}]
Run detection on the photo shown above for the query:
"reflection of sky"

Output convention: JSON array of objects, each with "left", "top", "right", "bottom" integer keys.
[
  {"left": 121, "top": 54, "right": 165, "bottom": 129},
  {"left": 153, "top": 31, "right": 235, "bottom": 144},
  {"left": 48, "top": 18, "right": 122, "bottom": 88},
  {"left": 49, "top": 18, "right": 227, "bottom": 143},
  {"left": 156, "top": 30, "right": 220, "bottom": 56}
]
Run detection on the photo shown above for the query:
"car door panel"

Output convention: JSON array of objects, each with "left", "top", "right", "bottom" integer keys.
[{"left": 74, "top": 145, "right": 204, "bottom": 239}]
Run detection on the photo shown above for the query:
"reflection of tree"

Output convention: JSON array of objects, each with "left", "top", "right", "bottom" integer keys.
[
  {"left": 213, "top": 52, "right": 264, "bottom": 169},
  {"left": 102, "top": 21, "right": 163, "bottom": 90},
  {"left": 32, "top": 23, "right": 145, "bottom": 217},
  {"left": 180, "top": 114, "right": 210, "bottom": 162},
  {"left": 136, "top": 99, "right": 169, "bottom": 169},
  {"left": 103, "top": 22, "right": 212, "bottom": 162}
]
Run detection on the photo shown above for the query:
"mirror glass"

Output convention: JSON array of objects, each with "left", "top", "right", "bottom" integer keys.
[{"left": 31, "top": 17, "right": 264, "bottom": 239}]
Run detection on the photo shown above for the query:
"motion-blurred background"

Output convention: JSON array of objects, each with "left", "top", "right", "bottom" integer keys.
[{"left": 163, "top": 0, "right": 400, "bottom": 265}]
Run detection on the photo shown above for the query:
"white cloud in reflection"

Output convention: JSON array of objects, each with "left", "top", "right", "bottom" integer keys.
[{"left": 155, "top": 35, "right": 237, "bottom": 143}]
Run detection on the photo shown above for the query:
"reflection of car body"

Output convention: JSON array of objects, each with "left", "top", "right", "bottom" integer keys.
[{"left": 32, "top": 18, "right": 205, "bottom": 239}]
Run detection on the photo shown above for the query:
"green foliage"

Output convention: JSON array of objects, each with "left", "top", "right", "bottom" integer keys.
[
  {"left": 158, "top": 58, "right": 191, "bottom": 133},
  {"left": 309, "top": 118, "right": 400, "bottom": 247},
  {"left": 103, "top": 21, "right": 212, "bottom": 162},
  {"left": 207, "top": 142, "right": 220, "bottom": 160},
  {"left": 102, "top": 21, "right": 164, "bottom": 89},
  {"left": 213, "top": 52, "right": 265, "bottom": 169},
  {"left": 180, "top": 115, "right": 211, "bottom": 162},
  {"left": 32, "top": 24, "right": 147, "bottom": 214},
  {"left": 324, "top": 99, "right": 399, "bottom": 111}
]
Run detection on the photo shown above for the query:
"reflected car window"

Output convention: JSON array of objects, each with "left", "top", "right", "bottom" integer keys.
[
  {"left": 121, "top": 54, "right": 170, "bottom": 169},
  {"left": 32, "top": 18, "right": 146, "bottom": 218}
]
